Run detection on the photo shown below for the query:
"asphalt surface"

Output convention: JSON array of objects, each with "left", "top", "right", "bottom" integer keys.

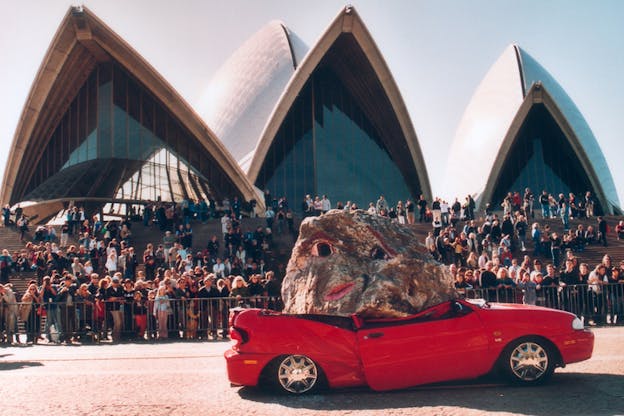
[{"left": 0, "top": 327, "right": 623, "bottom": 416}]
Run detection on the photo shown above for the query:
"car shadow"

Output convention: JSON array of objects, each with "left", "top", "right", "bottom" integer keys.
[{"left": 238, "top": 373, "right": 624, "bottom": 416}]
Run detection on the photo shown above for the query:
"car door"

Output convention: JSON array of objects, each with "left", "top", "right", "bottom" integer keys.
[{"left": 356, "top": 303, "right": 490, "bottom": 391}]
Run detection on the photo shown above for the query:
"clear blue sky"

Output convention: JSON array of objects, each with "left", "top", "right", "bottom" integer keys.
[{"left": 1, "top": 0, "right": 623, "bottom": 203}]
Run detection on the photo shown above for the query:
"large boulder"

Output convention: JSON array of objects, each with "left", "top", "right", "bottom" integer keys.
[{"left": 281, "top": 209, "right": 456, "bottom": 318}]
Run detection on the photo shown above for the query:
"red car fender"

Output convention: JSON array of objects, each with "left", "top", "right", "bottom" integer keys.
[
  {"left": 231, "top": 309, "right": 367, "bottom": 389},
  {"left": 471, "top": 303, "right": 586, "bottom": 369}
]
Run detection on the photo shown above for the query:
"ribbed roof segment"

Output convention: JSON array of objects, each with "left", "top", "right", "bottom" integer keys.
[
  {"left": 445, "top": 45, "right": 524, "bottom": 200},
  {"left": 517, "top": 47, "right": 619, "bottom": 208},
  {"left": 247, "top": 5, "right": 432, "bottom": 202},
  {"left": 1, "top": 6, "right": 264, "bottom": 211},
  {"left": 197, "top": 21, "right": 308, "bottom": 172},
  {"left": 446, "top": 44, "right": 619, "bottom": 212}
]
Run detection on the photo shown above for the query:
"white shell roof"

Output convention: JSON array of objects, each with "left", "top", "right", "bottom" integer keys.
[
  {"left": 196, "top": 21, "right": 308, "bottom": 173},
  {"left": 444, "top": 44, "right": 524, "bottom": 200},
  {"left": 517, "top": 47, "right": 619, "bottom": 207},
  {"left": 445, "top": 44, "right": 619, "bottom": 208}
]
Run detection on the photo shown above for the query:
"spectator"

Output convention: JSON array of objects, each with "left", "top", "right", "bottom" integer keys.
[
  {"left": 0, "top": 249, "right": 13, "bottom": 284},
  {"left": 550, "top": 232, "right": 562, "bottom": 269},
  {"left": 17, "top": 215, "right": 29, "bottom": 242},
  {"left": 230, "top": 275, "right": 250, "bottom": 304},
  {"left": 216, "top": 278, "right": 230, "bottom": 338},
  {"left": 518, "top": 270, "right": 536, "bottom": 305},
  {"left": 56, "top": 275, "right": 77, "bottom": 343},
  {"left": 143, "top": 244, "right": 156, "bottom": 280},
  {"left": 153, "top": 285, "right": 171, "bottom": 340},
  {"left": 105, "top": 275, "right": 125, "bottom": 342},
  {"left": 585, "top": 191, "right": 595, "bottom": 218},
  {"left": 598, "top": 216, "right": 608, "bottom": 247},
  {"left": 406, "top": 199, "right": 415, "bottom": 224},
  {"left": 105, "top": 252, "right": 118, "bottom": 274},
  {"left": 213, "top": 258, "right": 225, "bottom": 279},
  {"left": 19, "top": 283, "right": 41, "bottom": 344},
  {"left": 264, "top": 271, "right": 282, "bottom": 311},
  {"left": 531, "top": 223, "right": 541, "bottom": 256},
  {"left": 2, "top": 205, "right": 10, "bottom": 227},
  {"left": 615, "top": 220, "right": 624, "bottom": 241},
  {"left": 480, "top": 262, "right": 498, "bottom": 300},
  {"left": 1, "top": 284, "right": 19, "bottom": 344},
  {"left": 198, "top": 276, "right": 220, "bottom": 339},
  {"left": 321, "top": 195, "right": 331, "bottom": 214},
  {"left": 182, "top": 223, "right": 193, "bottom": 249},
  {"left": 376, "top": 195, "right": 389, "bottom": 214},
  {"left": 41, "top": 276, "right": 62, "bottom": 343},
  {"left": 417, "top": 195, "right": 427, "bottom": 223},
  {"left": 432, "top": 216, "right": 442, "bottom": 237},
  {"left": 265, "top": 206, "right": 275, "bottom": 229},
  {"left": 588, "top": 265, "right": 607, "bottom": 325},
  {"left": 75, "top": 283, "right": 94, "bottom": 341}
]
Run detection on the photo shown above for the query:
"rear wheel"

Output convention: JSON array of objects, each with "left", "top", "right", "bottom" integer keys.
[
  {"left": 502, "top": 337, "right": 555, "bottom": 384},
  {"left": 269, "top": 355, "right": 320, "bottom": 394}
]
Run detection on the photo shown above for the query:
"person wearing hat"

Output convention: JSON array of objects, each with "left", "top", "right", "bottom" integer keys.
[
  {"left": 55, "top": 274, "right": 77, "bottom": 343},
  {"left": 105, "top": 274, "right": 125, "bottom": 342}
]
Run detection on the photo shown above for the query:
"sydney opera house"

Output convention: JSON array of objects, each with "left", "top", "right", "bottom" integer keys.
[
  {"left": 1, "top": 5, "right": 619, "bottom": 223},
  {"left": 445, "top": 44, "right": 620, "bottom": 215}
]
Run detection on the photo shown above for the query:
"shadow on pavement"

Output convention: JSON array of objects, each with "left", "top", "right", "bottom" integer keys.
[
  {"left": 238, "top": 372, "right": 624, "bottom": 416},
  {"left": 0, "top": 360, "right": 43, "bottom": 371}
]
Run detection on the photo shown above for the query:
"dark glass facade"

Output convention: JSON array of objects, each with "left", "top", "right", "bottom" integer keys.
[
  {"left": 25, "top": 62, "right": 240, "bottom": 206},
  {"left": 256, "top": 68, "right": 413, "bottom": 210},
  {"left": 489, "top": 104, "right": 599, "bottom": 211}
]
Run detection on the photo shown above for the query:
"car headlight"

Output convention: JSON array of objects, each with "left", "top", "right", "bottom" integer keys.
[{"left": 572, "top": 317, "right": 584, "bottom": 330}]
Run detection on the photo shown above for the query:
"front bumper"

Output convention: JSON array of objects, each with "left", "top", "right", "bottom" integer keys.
[
  {"left": 224, "top": 348, "right": 274, "bottom": 387},
  {"left": 554, "top": 329, "right": 594, "bottom": 366}
]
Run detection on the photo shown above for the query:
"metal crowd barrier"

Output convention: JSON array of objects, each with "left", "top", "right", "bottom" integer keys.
[
  {"left": 0, "top": 296, "right": 283, "bottom": 344},
  {"left": 460, "top": 283, "right": 624, "bottom": 324},
  {"left": 2, "top": 284, "right": 623, "bottom": 344}
]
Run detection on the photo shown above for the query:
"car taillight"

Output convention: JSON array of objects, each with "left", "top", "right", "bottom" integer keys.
[{"left": 230, "top": 327, "right": 249, "bottom": 349}]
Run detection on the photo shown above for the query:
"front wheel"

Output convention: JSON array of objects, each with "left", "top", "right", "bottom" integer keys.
[
  {"left": 501, "top": 337, "right": 555, "bottom": 384},
  {"left": 272, "top": 354, "right": 320, "bottom": 394}
]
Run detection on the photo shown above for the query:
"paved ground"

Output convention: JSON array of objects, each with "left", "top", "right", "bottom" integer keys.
[{"left": 0, "top": 328, "right": 623, "bottom": 416}]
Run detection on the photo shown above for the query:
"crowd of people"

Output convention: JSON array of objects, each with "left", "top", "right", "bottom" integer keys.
[
  {"left": 0, "top": 200, "right": 284, "bottom": 345},
  {"left": 419, "top": 189, "right": 624, "bottom": 326},
  {"left": 288, "top": 189, "right": 624, "bottom": 327},
  {"left": 1, "top": 268, "right": 282, "bottom": 345},
  {"left": 1, "top": 188, "right": 624, "bottom": 345}
]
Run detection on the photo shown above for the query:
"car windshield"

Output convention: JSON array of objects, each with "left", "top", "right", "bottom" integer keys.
[{"left": 296, "top": 314, "right": 356, "bottom": 331}]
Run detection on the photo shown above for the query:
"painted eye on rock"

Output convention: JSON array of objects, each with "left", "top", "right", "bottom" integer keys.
[
  {"left": 370, "top": 246, "right": 387, "bottom": 260},
  {"left": 312, "top": 242, "right": 333, "bottom": 257}
]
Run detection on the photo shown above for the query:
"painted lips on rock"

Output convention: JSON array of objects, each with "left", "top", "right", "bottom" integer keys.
[{"left": 324, "top": 282, "right": 355, "bottom": 301}]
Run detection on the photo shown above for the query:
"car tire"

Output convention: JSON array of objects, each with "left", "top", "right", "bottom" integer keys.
[
  {"left": 501, "top": 337, "right": 555, "bottom": 385},
  {"left": 263, "top": 354, "right": 323, "bottom": 394}
]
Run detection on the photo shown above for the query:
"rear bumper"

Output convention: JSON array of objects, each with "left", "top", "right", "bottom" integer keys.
[
  {"left": 554, "top": 329, "right": 594, "bottom": 366},
  {"left": 224, "top": 349, "right": 274, "bottom": 387}
]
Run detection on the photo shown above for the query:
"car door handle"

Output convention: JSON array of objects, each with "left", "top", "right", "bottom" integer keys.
[{"left": 364, "top": 332, "right": 384, "bottom": 339}]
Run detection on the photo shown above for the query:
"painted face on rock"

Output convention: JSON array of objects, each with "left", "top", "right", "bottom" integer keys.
[{"left": 281, "top": 210, "right": 456, "bottom": 318}]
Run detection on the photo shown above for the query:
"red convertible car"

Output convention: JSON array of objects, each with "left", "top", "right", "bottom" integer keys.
[{"left": 225, "top": 299, "right": 594, "bottom": 394}]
